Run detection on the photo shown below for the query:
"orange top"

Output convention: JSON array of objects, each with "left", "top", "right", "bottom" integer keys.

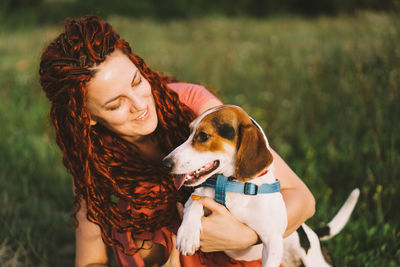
[
  {"left": 112, "top": 83, "right": 262, "bottom": 266},
  {"left": 168, "top": 82, "right": 220, "bottom": 115}
]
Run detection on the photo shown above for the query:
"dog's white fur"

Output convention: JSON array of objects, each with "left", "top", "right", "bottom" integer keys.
[{"left": 164, "top": 105, "right": 359, "bottom": 267}]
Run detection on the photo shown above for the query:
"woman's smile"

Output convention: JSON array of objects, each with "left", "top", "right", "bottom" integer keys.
[{"left": 133, "top": 106, "right": 150, "bottom": 121}]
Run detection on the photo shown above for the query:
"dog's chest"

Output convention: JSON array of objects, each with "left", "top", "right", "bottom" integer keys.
[
  {"left": 194, "top": 176, "right": 286, "bottom": 233},
  {"left": 226, "top": 193, "right": 269, "bottom": 221},
  {"left": 225, "top": 191, "right": 286, "bottom": 227}
]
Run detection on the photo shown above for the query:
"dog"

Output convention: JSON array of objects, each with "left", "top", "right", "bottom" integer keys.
[{"left": 162, "top": 105, "right": 359, "bottom": 267}]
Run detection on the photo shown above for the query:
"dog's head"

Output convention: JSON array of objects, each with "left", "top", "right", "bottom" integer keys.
[{"left": 162, "top": 105, "right": 273, "bottom": 189}]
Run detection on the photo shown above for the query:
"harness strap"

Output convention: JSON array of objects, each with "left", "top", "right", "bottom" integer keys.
[
  {"left": 196, "top": 174, "right": 281, "bottom": 206},
  {"left": 215, "top": 174, "right": 228, "bottom": 206}
]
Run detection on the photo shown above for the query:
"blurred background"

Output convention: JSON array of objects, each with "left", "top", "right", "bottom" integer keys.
[{"left": 0, "top": 0, "right": 399, "bottom": 266}]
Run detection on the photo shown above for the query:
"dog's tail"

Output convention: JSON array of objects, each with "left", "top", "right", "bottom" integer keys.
[{"left": 315, "top": 188, "right": 360, "bottom": 241}]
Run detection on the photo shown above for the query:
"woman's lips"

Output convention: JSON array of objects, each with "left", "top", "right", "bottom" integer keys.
[{"left": 133, "top": 106, "right": 149, "bottom": 121}]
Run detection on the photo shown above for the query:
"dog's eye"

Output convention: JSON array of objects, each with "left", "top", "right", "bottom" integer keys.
[{"left": 197, "top": 131, "right": 210, "bottom": 143}]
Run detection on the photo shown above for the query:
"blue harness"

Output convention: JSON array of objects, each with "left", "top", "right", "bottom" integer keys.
[{"left": 195, "top": 174, "right": 281, "bottom": 206}]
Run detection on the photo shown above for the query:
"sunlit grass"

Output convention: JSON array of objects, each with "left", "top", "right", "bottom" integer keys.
[{"left": 0, "top": 12, "right": 399, "bottom": 266}]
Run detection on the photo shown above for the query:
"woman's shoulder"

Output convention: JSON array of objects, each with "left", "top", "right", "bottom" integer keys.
[
  {"left": 167, "top": 82, "right": 207, "bottom": 94},
  {"left": 167, "top": 82, "right": 220, "bottom": 115}
]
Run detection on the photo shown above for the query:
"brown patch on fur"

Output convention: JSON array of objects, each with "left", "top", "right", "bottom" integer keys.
[
  {"left": 217, "top": 106, "right": 273, "bottom": 181},
  {"left": 235, "top": 122, "right": 273, "bottom": 181},
  {"left": 191, "top": 106, "right": 238, "bottom": 153},
  {"left": 191, "top": 124, "right": 227, "bottom": 153},
  {"left": 191, "top": 105, "right": 273, "bottom": 181}
]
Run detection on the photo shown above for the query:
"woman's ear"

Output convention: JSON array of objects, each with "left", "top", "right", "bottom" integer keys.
[{"left": 235, "top": 124, "right": 273, "bottom": 181}]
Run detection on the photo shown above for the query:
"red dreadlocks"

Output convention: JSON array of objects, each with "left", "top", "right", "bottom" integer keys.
[{"left": 39, "top": 15, "right": 196, "bottom": 254}]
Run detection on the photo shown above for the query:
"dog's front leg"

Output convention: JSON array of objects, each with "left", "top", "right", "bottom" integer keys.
[
  {"left": 176, "top": 196, "right": 204, "bottom": 256},
  {"left": 261, "top": 234, "right": 284, "bottom": 267}
]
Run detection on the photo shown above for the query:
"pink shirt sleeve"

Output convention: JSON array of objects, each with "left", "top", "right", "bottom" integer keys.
[{"left": 168, "top": 82, "right": 220, "bottom": 116}]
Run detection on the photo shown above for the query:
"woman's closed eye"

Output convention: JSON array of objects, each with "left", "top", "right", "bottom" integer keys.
[
  {"left": 105, "top": 75, "right": 142, "bottom": 111},
  {"left": 106, "top": 98, "right": 123, "bottom": 111},
  {"left": 131, "top": 75, "right": 142, "bottom": 88}
]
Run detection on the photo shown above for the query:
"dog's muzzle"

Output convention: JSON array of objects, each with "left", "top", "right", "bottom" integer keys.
[
  {"left": 161, "top": 157, "right": 174, "bottom": 172},
  {"left": 161, "top": 157, "right": 184, "bottom": 189}
]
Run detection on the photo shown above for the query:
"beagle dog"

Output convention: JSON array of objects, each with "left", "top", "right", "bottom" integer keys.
[{"left": 162, "top": 105, "right": 359, "bottom": 267}]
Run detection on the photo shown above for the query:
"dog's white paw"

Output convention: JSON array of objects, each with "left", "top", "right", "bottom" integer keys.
[{"left": 176, "top": 223, "right": 201, "bottom": 256}]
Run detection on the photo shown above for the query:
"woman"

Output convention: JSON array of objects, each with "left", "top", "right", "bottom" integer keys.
[{"left": 39, "top": 15, "right": 315, "bottom": 267}]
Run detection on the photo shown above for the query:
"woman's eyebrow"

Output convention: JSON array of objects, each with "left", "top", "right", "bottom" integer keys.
[
  {"left": 131, "top": 70, "right": 139, "bottom": 86},
  {"left": 101, "top": 70, "right": 139, "bottom": 107}
]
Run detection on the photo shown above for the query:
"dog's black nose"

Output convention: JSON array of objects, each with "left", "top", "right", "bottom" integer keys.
[{"left": 162, "top": 157, "right": 174, "bottom": 171}]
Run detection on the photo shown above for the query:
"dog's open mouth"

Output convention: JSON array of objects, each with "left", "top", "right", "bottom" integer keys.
[{"left": 174, "top": 160, "right": 220, "bottom": 189}]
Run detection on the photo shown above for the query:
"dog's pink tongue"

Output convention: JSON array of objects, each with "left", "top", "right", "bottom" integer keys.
[{"left": 174, "top": 174, "right": 186, "bottom": 190}]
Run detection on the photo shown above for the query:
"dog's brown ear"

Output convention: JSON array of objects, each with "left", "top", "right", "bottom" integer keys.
[{"left": 235, "top": 124, "right": 273, "bottom": 181}]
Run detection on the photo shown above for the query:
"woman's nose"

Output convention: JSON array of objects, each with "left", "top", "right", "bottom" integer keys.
[{"left": 128, "top": 94, "right": 146, "bottom": 113}]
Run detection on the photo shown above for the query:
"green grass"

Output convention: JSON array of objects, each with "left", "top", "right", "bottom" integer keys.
[{"left": 0, "top": 11, "right": 399, "bottom": 266}]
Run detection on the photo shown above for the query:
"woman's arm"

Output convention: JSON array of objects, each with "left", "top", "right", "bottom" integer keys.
[
  {"left": 75, "top": 199, "right": 109, "bottom": 267},
  {"left": 197, "top": 98, "right": 223, "bottom": 115},
  {"left": 271, "top": 148, "right": 316, "bottom": 237}
]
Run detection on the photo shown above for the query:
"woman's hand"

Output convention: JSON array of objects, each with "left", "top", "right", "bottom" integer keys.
[
  {"left": 191, "top": 196, "right": 259, "bottom": 252},
  {"left": 161, "top": 234, "right": 181, "bottom": 267}
]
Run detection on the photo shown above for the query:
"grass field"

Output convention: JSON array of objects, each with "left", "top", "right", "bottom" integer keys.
[{"left": 0, "top": 11, "right": 399, "bottom": 266}]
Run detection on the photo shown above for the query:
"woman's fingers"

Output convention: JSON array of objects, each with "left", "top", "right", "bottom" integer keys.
[
  {"left": 170, "top": 234, "right": 180, "bottom": 262},
  {"left": 191, "top": 195, "right": 226, "bottom": 215},
  {"left": 190, "top": 195, "right": 259, "bottom": 252},
  {"left": 161, "top": 234, "right": 181, "bottom": 267},
  {"left": 176, "top": 202, "right": 184, "bottom": 219}
]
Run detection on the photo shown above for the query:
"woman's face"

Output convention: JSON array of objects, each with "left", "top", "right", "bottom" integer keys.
[{"left": 86, "top": 50, "right": 158, "bottom": 143}]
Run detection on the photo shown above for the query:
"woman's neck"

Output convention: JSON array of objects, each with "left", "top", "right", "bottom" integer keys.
[{"left": 132, "top": 135, "right": 164, "bottom": 161}]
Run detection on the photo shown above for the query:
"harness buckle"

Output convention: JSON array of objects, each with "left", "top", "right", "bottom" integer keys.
[{"left": 244, "top": 182, "right": 258, "bottom": 195}]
